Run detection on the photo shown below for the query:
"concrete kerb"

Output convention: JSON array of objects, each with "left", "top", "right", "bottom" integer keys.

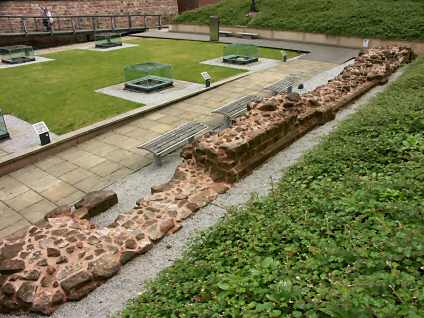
[
  {"left": 130, "top": 33, "right": 311, "bottom": 55},
  {"left": 0, "top": 71, "right": 251, "bottom": 177}
]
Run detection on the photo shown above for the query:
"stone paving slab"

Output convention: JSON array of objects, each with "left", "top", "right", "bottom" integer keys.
[
  {"left": 0, "top": 58, "right": 336, "bottom": 239},
  {"left": 0, "top": 56, "right": 54, "bottom": 69},
  {"left": 80, "top": 43, "right": 138, "bottom": 52},
  {"left": 96, "top": 79, "right": 204, "bottom": 106},
  {"left": 0, "top": 115, "right": 57, "bottom": 159},
  {"left": 200, "top": 57, "right": 282, "bottom": 71}
]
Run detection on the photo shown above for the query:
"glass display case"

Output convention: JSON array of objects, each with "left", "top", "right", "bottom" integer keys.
[
  {"left": 223, "top": 43, "right": 259, "bottom": 65},
  {"left": 124, "top": 62, "right": 174, "bottom": 93},
  {"left": 95, "top": 33, "right": 123, "bottom": 49},
  {"left": 0, "top": 45, "right": 36, "bottom": 64},
  {"left": 0, "top": 110, "right": 9, "bottom": 140}
]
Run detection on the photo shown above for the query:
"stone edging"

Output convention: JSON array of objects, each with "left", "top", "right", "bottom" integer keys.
[{"left": 170, "top": 24, "right": 424, "bottom": 55}]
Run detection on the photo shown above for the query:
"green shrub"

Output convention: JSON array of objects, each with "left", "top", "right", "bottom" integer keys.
[{"left": 176, "top": 0, "right": 424, "bottom": 41}]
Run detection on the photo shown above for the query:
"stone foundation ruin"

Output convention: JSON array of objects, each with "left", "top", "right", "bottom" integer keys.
[
  {"left": 189, "top": 47, "right": 414, "bottom": 183},
  {"left": 0, "top": 47, "right": 415, "bottom": 315}
]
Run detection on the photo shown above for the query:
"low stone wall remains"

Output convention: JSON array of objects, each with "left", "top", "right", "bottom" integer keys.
[
  {"left": 0, "top": 47, "right": 414, "bottom": 315},
  {"left": 188, "top": 47, "right": 414, "bottom": 182}
]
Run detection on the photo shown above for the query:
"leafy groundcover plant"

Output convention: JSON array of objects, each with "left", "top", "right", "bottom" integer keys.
[
  {"left": 121, "top": 56, "right": 424, "bottom": 317},
  {"left": 176, "top": 0, "right": 424, "bottom": 41}
]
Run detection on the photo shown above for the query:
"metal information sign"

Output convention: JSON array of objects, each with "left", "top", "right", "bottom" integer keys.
[
  {"left": 201, "top": 72, "right": 211, "bottom": 81},
  {"left": 363, "top": 39, "right": 369, "bottom": 48},
  {"left": 32, "top": 121, "right": 49, "bottom": 135}
]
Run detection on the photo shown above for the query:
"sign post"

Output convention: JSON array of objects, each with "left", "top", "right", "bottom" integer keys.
[
  {"left": 281, "top": 50, "right": 288, "bottom": 62},
  {"left": 32, "top": 121, "right": 51, "bottom": 146},
  {"left": 210, "top": 16, "right": 220, "bottom": 42},
  {"left": 201, "top": 72, "right": 212, "bottom": 88},
  {"left": 363, "top": 39, "right": 369, "bottom": 48}
]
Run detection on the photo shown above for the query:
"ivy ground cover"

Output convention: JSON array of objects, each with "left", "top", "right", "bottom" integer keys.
[
  {"left": 176, "top": 0, "right": 424, "bottom": 41},
  {"left": 121, "top": 56, "right": 424, "bottom": 317}
]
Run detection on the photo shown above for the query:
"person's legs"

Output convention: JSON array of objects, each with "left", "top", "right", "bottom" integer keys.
[{"left": 43, "top": 19, "right": 49, "bottom": 31}]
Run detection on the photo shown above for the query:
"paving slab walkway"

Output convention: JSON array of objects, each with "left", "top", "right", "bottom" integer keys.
[
  {"left": 133, "top": 30, "right": 360, "bottom": 64},
  {"left": 0, "top": 55, "right": 336, "bottom": 239}
]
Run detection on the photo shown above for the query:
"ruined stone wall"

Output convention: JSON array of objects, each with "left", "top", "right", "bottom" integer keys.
[
  {"left": 188, "top": 47, "right": 415, "bottom": 183},
  {"left": 0, "top": 47, "right": 414, "bottom": 315}
]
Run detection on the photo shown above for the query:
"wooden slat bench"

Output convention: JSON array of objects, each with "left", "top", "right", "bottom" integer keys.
[
  {"left": 236, "top": 32, "right": 259, "bottom": 39},
  {"left": 212, "top": 95, "right": 263, "bottom": 127},
  {"left": 138, "top": 122, "right": 209, "bottom": 166},
  {"left": 264, "top": 76, "right": 300, "bottom": 95},
  {"left": 219, "top": 30, "right": 233, "bottom": 37}
]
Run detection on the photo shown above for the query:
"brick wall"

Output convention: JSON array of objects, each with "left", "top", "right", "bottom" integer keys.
[
  {"left": 0, "top": 0, "right": 178, "bottom": 16},
  {"left": 0, "top": 0, "right": 178, "bottom": 32}
]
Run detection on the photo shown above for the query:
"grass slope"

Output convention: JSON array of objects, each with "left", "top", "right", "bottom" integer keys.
[
  {"left": 0, "top": 38, "right": 291, "bottom": 134},
  {"left": 121, "top": 57, "right": 424, "bottom": 317},
  {"left": 176, "top": 0, "right": 424, "bottom": 41}
]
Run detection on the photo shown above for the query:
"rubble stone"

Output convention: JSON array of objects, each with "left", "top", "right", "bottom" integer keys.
[
  {"left": 92, "top": 253, "right": 120, "bottom": 279},
  {"left": 16, "top": 282, "right": 36, "bottom": 304},
  {"left": 0, "top": 260, "right": 25, "bottom": 274},
  {"left": 22, "top": 270, "right": 41, "bottom": 281},
  {"left": 47, "top": 248, "right": 60, "bottom": 258},
  {"left": 60, "top": 270, "right": 92, "bottom": 292},
  {"left": 44, "top": 206, "right": 72, "bottom": 220},
  {"left": 0, "top": 242, "right": 24, "bottom": 260},
  {"left": 74, "top": 190, "right": 118, "bottom": 218}
]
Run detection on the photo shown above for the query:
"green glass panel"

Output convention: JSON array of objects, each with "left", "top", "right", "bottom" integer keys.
[
  {"left": 0, "top": 109, "right": 9, "bottom": 139},
  {"left": 223, "top": 43, "right": 259, "bottom": 59},
  {"left": 124, "top": 62, "right": 173, "bottom": 82},
  {"left": 0, "top": 45, "right": 35, "bottom": 63},
  {"left": 95, "top": 33, "right": 122, "bottom": 48}
]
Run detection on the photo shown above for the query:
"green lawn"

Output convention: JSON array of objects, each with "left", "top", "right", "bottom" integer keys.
[
  {"left": 176, "top": 0, "right": 424, "bottom": 41},
  {"left": 0, "top": 38, "right": 294, "bottom": 134},
  {"left": 121, "top": 57, "right": 424, "bottom": 317}
]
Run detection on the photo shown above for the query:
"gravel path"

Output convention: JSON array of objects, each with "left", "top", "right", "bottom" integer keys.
[{"left": 0, "top": 64, "right": 405, "bottom": 318}]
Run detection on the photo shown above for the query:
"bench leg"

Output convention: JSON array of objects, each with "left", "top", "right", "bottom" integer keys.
[
  {"left": 154, "top": 155, "right": 162, "bottom": 167},
  {"left": 224, "top": 117, "right": 231, "bottom": 128},
  {"left": 287, "top": 86, "right": 293, "bottom": 94}
]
